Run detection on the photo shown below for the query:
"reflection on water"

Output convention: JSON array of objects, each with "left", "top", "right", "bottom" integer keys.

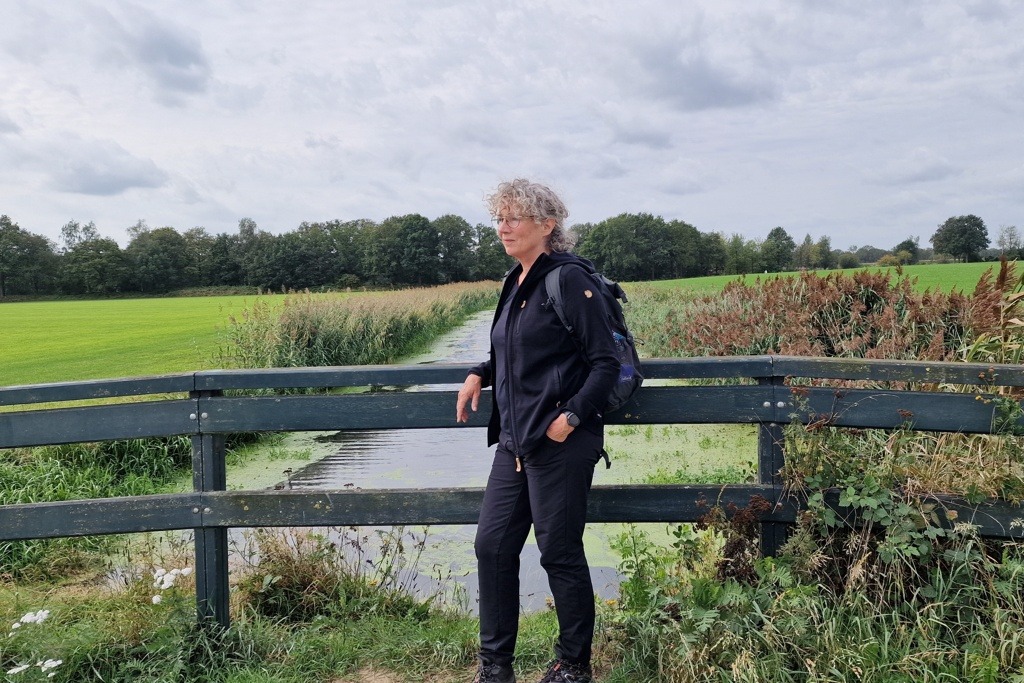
[{"left": 290, "top": 428, "right": 489, "bottom": 489}]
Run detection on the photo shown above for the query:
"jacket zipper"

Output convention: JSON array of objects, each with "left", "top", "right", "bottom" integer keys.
[{"left": 505, "top": 286, "right": 523, "bottom": 472}]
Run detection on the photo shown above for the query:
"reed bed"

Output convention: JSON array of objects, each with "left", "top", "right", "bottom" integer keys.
[
  {"left": 220, "top": 282, "right": 499, "bottom": 369},
  {"left": 625, "top": 266, "right": 1015, "bottom": 361}
]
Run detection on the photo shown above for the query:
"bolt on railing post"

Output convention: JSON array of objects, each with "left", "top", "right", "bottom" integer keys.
[
  {"left": 191, "top": 390, "right": 229, "bottom": 629},
  {"left": 757, "top": 375, "right": 787, "bottom": 557}
]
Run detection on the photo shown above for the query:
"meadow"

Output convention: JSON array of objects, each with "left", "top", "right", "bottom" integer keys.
[
  {"left": 0, "top": 295, "right": 278, "bottom": 387},
  {"left": 642, "top": 260, "right": 999, "bottom": 295}
]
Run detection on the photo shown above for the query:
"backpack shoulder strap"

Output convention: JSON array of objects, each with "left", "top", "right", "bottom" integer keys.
[{"left": 544, "top": 265, "right": 572, "bottom": 335}]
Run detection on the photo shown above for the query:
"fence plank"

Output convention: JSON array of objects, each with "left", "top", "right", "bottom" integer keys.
[
  {"left": 196, "top": 485, "right": 798, "bottom": 527},
  {"left": 783, "top": 387, "right": 1021, "bottom": 433},
  {"left": 196, "top": 386, "right": 776, "bottom": 433},
  {"left": 0, "top": 494, "right": 202, "bottom": 540},
  {"left": 0, "top": 374, "right": 196, "bottom": 408},
  {"left": 0, "top": 400, "right": 199, "bottom": 448},
  {"left": 773, "top": 356, "right": 1024, "bottom": 386},
  {"left": 192, "top": 358, "right": 779, "bottom": 392}
]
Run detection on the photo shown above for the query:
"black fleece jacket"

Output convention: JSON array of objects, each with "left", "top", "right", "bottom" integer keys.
[{"left": 469, "top": 251, "right": 620, "bottom": 456}]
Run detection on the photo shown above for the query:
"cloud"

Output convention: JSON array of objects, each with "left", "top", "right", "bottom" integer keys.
[
  {"left": 869, "top": 147, "right": 961, "bottom": 185},
  {"left": 49, "top": 136, "right": 169, "bottom": 196},
  {"left": 92, "top": 4, "right": 211, "bottom": 105},
  {"left": 640, "top": 48, "right": 778, "bottom": 110},
  {"left": 0, "top": 112, "right": 20, "bottom": 134}
]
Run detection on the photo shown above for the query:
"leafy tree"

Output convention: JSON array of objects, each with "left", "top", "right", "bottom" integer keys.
[
  {"left": 579, "top": 213, "right": 673, "bottom": 281},
  {"left": 472, "top": 222, "right": 512, "bottom": 280},
  {"left": 571, "top": 222, "right": 595, "bottom": 252},
  {"left": 433, "top": 214, "right": 475, "bottom": 283},
  {"left": 320, "top": 219, "right": 375, "bottom": 284},
  {"left": 855, "top": 245, "right": 888, "bottom": 264},
  {"left": 0, "top": 215, "right": 59, "bottom": 297},
  {"left": 695, "top": 231, "right": 727, "bottom": 276},
  {"left": 892, "top": 237, "right": 920, "bottom": 264},
  {"left": 723, "top": 233, "right": 761, "bottom": 275},
  {"left": 996, "top": 225, "right": 1021, "bottom": 257},
  {"left": 62, "top": 238, "right": 128, "bottom": 294},
  {"left": 207, "top": 233, "right": 244, "bottom": 286},
  {"left": 125, "top": 226, "right": 190, "bottom": 293},
  {"left": 234, "top": 218, "right": 275, "bottom": 288},
  {"left": 126, "top": 219, "right": 150, "bottom": 241},
  {"left": 761, "top": 227, "right": 795, "bottom": 273},
  {"left": 181, "top": 227, "right": 216, "bottom": 287},
  {"left": 664, "top": 219, "right": 703, "bottom": 278},
  {"left": 793, "top": 234, "right": 815, "bottom": 269},
  {"left": 814, "top": 236, "right": 836, "bottom": 269},
  {"left": 930, "top": 214, "right": 989, "bottom": 262},
  {"left": 836, "top": 252, "right": 860, "bottom": 269},
  {"left": 366, "top": 214, "right": 440, "bottom": 285},
  {"left": 59, "top": 220, "right": 99, "bottom": 253}
]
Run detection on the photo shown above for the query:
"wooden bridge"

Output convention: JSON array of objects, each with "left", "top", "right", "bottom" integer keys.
[{"left": 2, "top": 356, "right": 1023, "bottom": 629}]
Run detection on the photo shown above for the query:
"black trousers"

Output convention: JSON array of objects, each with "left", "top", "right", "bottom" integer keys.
[{"left": 475, "top": 429, "right": 603, "bottom": 668}]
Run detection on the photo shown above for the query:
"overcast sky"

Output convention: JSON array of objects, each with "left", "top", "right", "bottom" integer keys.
[{"left": 2, "top": 0, "right": 1022, "bottom": 251}]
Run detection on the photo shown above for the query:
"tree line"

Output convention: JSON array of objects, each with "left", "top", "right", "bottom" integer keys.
[{"left": 0, "top": 211, "right": 1015, "bottom": 297}]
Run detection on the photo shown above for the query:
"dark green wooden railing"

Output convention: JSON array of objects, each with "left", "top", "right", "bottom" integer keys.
[{"left": 2, "top": 356, "right": 1023, "bottom": 629}]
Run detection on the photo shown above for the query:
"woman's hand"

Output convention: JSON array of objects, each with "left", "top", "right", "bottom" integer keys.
[
  {"left": 545, "top": 412, "right": 575, "bottom": 443},
  {"left": 456, "top": 374, "right": 482, "bottom": 423}
]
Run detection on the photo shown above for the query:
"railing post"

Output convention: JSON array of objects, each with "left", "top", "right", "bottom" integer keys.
[
  {"left": 191, "top": 390, "right": 229, "bottom": 629},
  {"left": 757, "top": 375, "right": 787, "bottom": 557}
]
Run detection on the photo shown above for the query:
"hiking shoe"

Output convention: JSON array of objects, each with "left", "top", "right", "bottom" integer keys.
[
  {"left": 473, "top": 662, "right": 516, "bottom": 683},
  {"left": 537, "top": 659, "right": 593, "bottom": 683}
]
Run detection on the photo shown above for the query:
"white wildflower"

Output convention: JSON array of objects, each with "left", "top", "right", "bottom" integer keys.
[
  {"left": 180, "top": 567, "right": 193, "bottom": 576},
  {"left": 39, "top": 659, "right": 62, "bottom": 672},
  {"left": 11, "top": 622, "right": 21, "bottom": 630},
  {"left": 7, "top": 663, "right": 30, "bottom": 674},
  {"left": 152, "top": 594, "right": 163, "bottom": 604}
]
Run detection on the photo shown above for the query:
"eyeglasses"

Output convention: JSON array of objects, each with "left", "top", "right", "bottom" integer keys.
[{"left": 491, "top": 215, "right": 534, "bottom": 229}]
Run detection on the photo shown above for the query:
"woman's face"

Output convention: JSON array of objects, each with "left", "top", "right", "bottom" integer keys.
[{"left": 495, "top": 203, "right": 553, "bottom": 264}]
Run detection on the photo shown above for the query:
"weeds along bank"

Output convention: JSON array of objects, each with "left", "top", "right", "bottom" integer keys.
[{"left": 598, "top": 262, "right": 1024, "bottom": 681}]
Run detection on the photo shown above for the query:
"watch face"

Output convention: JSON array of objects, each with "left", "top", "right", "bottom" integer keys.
[{"left": 565, "top": 412, "right": 580, "bottom": 427}]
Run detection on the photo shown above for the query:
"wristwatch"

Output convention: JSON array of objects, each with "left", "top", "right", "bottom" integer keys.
[{"left": 563, "top": 411, "right": 580, "bottom": 427}]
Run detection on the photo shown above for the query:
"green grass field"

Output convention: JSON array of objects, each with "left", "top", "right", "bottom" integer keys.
[
  {"left": 639, "top": 261, "right": 1007, "bottom": 294},
  {"left": 0, "top": 295, "right": 283, "bottom": 387},
  {"left": 1, "top": 262, "right": 1010, "bottom": 388}
]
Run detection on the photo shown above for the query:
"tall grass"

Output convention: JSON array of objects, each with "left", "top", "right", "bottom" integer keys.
[
  {"left": 220, "top": 282, "right": 499, "bottom": 369},
  {"left": 0, "top": 437, "right": 194, "bottom": 579}
]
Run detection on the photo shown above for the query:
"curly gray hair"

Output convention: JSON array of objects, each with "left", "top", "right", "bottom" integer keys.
[{"left": 486, "top": 178, "right": 577, "bottom": 253}]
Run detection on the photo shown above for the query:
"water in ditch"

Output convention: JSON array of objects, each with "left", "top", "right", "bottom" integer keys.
[{"left": 226, "top": 309, "right": 756, "bottom": 612}]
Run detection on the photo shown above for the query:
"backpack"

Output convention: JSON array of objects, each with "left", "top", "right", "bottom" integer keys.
[{"left": 544, "top": 265, "right": 644, "bottom": 414}]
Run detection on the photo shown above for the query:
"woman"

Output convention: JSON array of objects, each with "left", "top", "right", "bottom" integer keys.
[{"left": 456, "top": 179, "right": 620, "bottom": 683}]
